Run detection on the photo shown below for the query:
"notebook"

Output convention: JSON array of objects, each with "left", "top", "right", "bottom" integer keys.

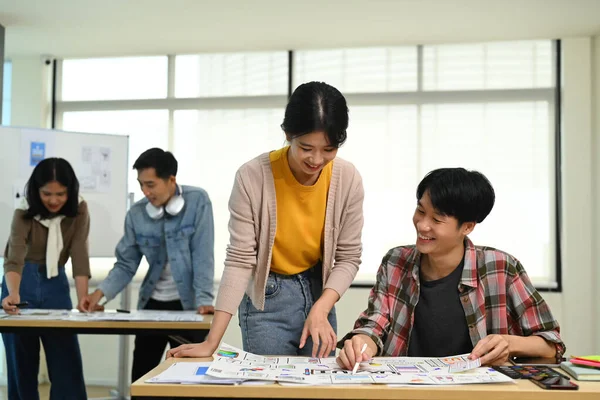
[{"left": 560, "top": 361, "right": 600, "bottom": 381}]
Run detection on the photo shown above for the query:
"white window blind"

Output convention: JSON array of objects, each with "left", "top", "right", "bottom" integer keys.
[
  {"left": 55, "top": 42, "right": 557, "bottom": 288},
  {"left": 173, "top": 108, "right": 284, "bottom": 279},
  {"left": 175, "top": 52, "right": 288, "bottom": 98},
  {"left": 423, "top": 41, "right": 553, "bottom": 90},
  {"left": 294, "top": 47, "right": 417, "bottom": 92},
  {"left": 62, "top": 56, "right": 168, "bottom": 101},
  {"left": 296, "top": 41, "right": 556, "bottom": 288}
]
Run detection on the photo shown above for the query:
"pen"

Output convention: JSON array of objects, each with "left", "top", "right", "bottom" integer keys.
[
  {"left": 11, "top": 302, "right": 29, "bottom": 308},
  {"left": 352, "top": 343, "right": 368, "bottom": 375},
  {"left": 116, "top": 309, "right": 130, "bottom": 313}
]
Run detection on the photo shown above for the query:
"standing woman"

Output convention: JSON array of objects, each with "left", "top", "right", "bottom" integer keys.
[
  {"left": 2, "top": 158, "right": 91, "bottom": 400},
  {"left": 169, "top": 81, "right": 364, "bottom": 359}
]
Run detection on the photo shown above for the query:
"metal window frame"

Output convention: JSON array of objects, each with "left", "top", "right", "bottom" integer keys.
[{"left": 53, "top": 41, "right": 562, "bottom": 291}]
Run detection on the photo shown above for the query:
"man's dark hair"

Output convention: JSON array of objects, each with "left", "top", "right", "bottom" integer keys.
[
  {"left": 133, "top": 148, "right": 178, "bottom": 179},
  {"left": 417, "top": 167, "right": 495, "bottom": 226}
]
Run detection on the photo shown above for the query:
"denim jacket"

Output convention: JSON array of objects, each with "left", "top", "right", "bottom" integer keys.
[{"left": 98, "top": 185, "right": 214, "bottom": 310}]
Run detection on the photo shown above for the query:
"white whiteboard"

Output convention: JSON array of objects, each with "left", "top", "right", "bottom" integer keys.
[{"left": 0, "top": 126, "right": 129, "bottom": 257}]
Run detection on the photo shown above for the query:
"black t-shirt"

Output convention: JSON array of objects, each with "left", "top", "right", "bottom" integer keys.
[{"left": 407, "top": 259, "right": 473, "bottom": 357}]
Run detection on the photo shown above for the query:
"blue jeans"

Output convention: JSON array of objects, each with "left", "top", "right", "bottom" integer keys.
[
  {"left": 1, "top": 263, "right": 87, "bottom": 400},
  {"left": 239, "top": 264, "right": 337, "bottom": 356}
]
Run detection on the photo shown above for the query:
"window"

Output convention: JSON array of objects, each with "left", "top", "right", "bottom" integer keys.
[
  {"left": 173, "top": 108, "right": 284, "bottom": 274},
  {"left": 56, "top": 42, "right": 558, "bottom": 288},
  {"left": 422, "top": 41, "right": 552, "bottom": 90},
  {"left": 61, "top": 57, "right": 168, "bottom": 101},
  {"left": 295, "top": 40, "right": 557, "bottom": 288},
  {"left": 294, "top": 47, "right": 417, "bottom": 92},
  {"left": 175, "top": 52, "right": 288, "bottom": 98},
  {"left": 419, "top": 102, "right": 553, "bottom": 283},
  {"left": 2, "top": 60, "right": 11, "bottom": 125},
  {"left": 57, "top": 51, "right": 287, "bottom": 278}
]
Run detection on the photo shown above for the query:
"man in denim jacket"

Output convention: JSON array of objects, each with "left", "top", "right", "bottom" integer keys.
[{"left": 83, "top": 148, "right": 214, "bottom": 386}]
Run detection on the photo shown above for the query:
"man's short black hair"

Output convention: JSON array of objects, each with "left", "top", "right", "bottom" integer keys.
[
  {"left": 417, "top": 167, "right": 495, "bottom": 226},
  {"left": 132, "top": 148, "right": 178, "bottom": 180}
]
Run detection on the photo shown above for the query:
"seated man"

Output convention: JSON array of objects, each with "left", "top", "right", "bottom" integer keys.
[{"left": 337, "top": 168, "right": 564, "bottom": 369}]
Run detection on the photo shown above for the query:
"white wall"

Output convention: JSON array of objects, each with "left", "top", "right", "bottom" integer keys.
[
  {"left": 593, "top": 35, "right": 600, "bottom": 353},
  {"left": 559, "top": 37, "right": 597, "bottom": 357},
  {"left": 2, "top": 36, "right": 599, "bottom": 389},
  {"left": 9, "top": 56, "right": 53, "bottom": 128}
]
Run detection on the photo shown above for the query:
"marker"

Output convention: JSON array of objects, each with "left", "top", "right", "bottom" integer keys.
[
  {"left": 116, "top": 309, "right": 130, "bottom": 313},
  {"left": 352, "top": 343, "right": 368, "bottom": 375},
  {"left": 11, "top": 302, "right": 28, "bottom": 308}
]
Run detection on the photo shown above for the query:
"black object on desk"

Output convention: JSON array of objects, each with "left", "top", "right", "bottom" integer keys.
[
  {"left": 493, "top": 365, "right": 579, "bottom": 390},
  {"left": 493, "top": 365, "right": 568, "bottom": 379},
  {"left": 530, "top": 374, "right": 579, "bottom": 390},
  {"left": 116, "top": 309, "right": 130, "bottom": 313},
  {"left": 512, "top": 356, "right": 564, "bottom": 367}
]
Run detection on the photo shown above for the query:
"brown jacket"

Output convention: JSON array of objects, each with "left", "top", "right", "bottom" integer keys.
[{"left": 4, "top": 201, "right": 91, "bottom": 277}]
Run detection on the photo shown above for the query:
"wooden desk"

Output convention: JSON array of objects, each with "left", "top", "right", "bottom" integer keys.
[
  {"left": 0, "top": 313, "right": 213, "bottom": 400},
  {"left": 132, "top": 357, "right": 600, "bottom": 399},
  {"left": 0, "top": 315, "right": 213, "bottom": 335}
]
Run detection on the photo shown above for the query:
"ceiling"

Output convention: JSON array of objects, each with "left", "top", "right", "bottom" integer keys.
[{"left": 1, "top": 0, "right": 600, "bottom": 58}]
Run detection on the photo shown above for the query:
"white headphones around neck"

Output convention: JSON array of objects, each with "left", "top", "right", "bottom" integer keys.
[{"left": 146, "top": 185, "right": 185, "bottom": 219}]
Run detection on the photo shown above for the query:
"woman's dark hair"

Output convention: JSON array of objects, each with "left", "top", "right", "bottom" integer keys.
[
  {"left": 416, "top": 168, "right": 495, "bottom": 226},
  {"left": 24, "top": 158, "right": 80, "bottom": 219},
  {"left": 281, "top": 81, "right": 349, "bottom": 147}
]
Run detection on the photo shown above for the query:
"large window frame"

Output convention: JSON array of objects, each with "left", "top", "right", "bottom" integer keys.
[{"left": 54, "top": 41, "right": 561, "bottom": 291}]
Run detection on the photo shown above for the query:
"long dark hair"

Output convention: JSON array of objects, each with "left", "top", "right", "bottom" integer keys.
[
  {"left": 24, "top": 158, "right": 80, "bottom": 219},
  {"left": 281, "top": 81, "right": 349, "bottom": 147}
]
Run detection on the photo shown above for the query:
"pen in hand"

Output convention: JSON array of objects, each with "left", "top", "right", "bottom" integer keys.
[{"left": 351, "top": 343, "right": 368, "bottom": 375}]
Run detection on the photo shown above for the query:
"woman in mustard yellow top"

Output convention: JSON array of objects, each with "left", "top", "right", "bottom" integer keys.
[{"left": 169, "top": 81, "right": 364, "bottom": 358}]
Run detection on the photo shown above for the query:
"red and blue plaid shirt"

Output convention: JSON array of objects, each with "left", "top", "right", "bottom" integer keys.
[{"left": 344, "top": 237, "right": 565, "bottom": 359}]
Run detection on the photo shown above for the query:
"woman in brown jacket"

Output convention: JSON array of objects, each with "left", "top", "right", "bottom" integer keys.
[{"left": 2, "top": 158, "right": 92, "bottom": 400}]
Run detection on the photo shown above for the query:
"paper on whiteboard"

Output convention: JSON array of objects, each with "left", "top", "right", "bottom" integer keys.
[
  {"left": 79, "top": 146, "right": 111, "bottom": 192},
  {"left": 20, "top": 129, "right": 56, "bottom": 178}
]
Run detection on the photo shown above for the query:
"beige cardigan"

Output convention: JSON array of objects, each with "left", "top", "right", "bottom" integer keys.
[{"left": 215, "top": 152, "right": 364, "bottom": 314}]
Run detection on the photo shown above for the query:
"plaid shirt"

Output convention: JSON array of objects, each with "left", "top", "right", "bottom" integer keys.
[{"left": 344, "top": 237, "right": 565, "bottom": 360}]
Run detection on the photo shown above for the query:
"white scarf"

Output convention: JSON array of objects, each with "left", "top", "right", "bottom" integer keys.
[
  {"left": 19, "top": 196, "right": 83, "bottom": 279},
  {"left": 34, "top": 215, "right": 65, "bottom": 279}
]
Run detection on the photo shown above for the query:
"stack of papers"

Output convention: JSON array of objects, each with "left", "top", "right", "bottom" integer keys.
[
  {"left": 147, "top": 343, "right": 514, "bottom": 386},
  {"left": 146, "top": 362, "right": 243, "bottom": 385}
]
